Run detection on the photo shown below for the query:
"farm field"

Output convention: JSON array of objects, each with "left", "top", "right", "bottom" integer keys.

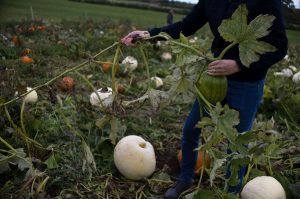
[
  {"left": 0, "top": 0, "right": 184, "bottom": 28},
  {"left": 0, "top": 1, "right": 300, "bottom": 199}
]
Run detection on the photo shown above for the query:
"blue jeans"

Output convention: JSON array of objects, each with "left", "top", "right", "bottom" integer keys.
[{"left": 179, "top": 79, "right": 265, "bottom": 193}]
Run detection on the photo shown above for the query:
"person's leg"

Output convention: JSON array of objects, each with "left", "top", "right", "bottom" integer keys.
[
  {"left": 164, "top": 99, "right": 205, "bottom": 199},
  {"left": 224, "top": 79, "right": 265, "bottom": 194},
  {"left": 179, "top": 99, "right": 204, "bottom": 183}
]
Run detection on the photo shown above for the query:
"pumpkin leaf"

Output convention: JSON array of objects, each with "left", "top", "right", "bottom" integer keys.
[
  {"left": 218, "top": 4, "right": 248, "bottom": 43},
  {"left": 0, "top": 148, "right": 32, "bottom": 174},
  {"left": 210, "top": 158, "right": 227, "bottom": 186},
  {"left": 95, "top": 115, "right": 111, "bottom": 129},
  {"left": 218, "top": 4, "right": 276, "bottom": 67},
  {"left": 171, "top": 33, "right": 201, "bottom": 67},
  {"left": 44, "top": 153, "right": 58, "bottom": 169},
  {"left": 0, "top": 157, "right": 10, "bottom": 174},
  {"left": 210, "top": 104, "right": 240, "bottom": 144},
  {"left": 110, "top": 116, "right": 126, "bottom": 145},
  {"left": 81, "top": 140, "right": 96, "bottom": 179},
  {"left": 147, "top": 88, "right": 169, "bottom": 111},
  {"left": 239, "top": 40, "right": 276, "bottom": 67}
]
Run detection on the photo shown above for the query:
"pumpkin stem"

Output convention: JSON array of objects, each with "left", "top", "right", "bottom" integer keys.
[
  {"left": 216, "top": 41, "right": 238, "bottom": 60},
  {"left": 139, "top": 142, "right": 146, "bottom": 148}
]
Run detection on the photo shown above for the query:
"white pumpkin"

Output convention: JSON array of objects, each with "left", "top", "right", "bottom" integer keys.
[
  {"left": 23, "top": 87, "right": 38, "bottom": 103},
  {"left": 241, "top": 176, "right": 286, "bottom": 199},
  {"left": 161, "top": 52, "right": 172, "bottom": 61},
  {"left": 292, "top": 71, "right": 300, "bottom": 84},
  {"left": 114, "top": 135, "right": 156, "bottom": 180},
  {"left": 121, "top": 56, "right": 138, "bottom": 72},
  {"left": 151, "top": 76, "right": 164, "bottom": 88},
  {"left": 273, "top": 68, "right": 293, "bottom": 77},
  {"left": 289, "top": 65, "right": 297, "bottom": 72},
  {"left": 89, "top": 87, "right": 112, "bottom": 107}
]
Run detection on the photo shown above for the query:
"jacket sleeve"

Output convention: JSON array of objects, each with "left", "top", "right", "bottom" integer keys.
[
  {"left": 236, "top": 0, "right": 288, "bottom": 74},
  {"left": 148, "top": 0, "right": 208, "bottom": 39}
]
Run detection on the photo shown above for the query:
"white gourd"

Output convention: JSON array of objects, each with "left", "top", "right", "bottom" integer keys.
[
  {"left": 23, "top": 87, "right": 38, "bottom": 103},
  {"left": 241, "top": 176, "right": 286, "bottom": 199},
  {"left": 114, "top": 135, "right": 156, "bottom": 180},
  {"left": 89, "top": 87, "right": 112, "bottom": 107}
]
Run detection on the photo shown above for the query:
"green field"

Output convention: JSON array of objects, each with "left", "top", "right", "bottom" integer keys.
[
  {"left": 286, "top": 29, "right": 300, "bottom": 44},
  {"left": 1, "top": 0, "right": 299, "bottom": 44},
  {"left": 0, "top": 0, "right": 184, "bottom": 28}
]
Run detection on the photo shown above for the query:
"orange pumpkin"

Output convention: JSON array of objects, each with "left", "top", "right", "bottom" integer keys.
[
  {"left": 28, "top": 26, "right": 35, "bottom": 33},
  {"left": 62, "top": 77, "right": 75, "bottom": 91},
  {"left": 102, "top": 62, "right": 112, "bottom": 72},
  {"left": 117, "top": 84, "right": 125, "bottom": 94},
  {"left": 178, "top": 149, "right": 210, "bottom": 175},
  {"left": 20, "top": 56, "right": 33, "bottom": 64},
  {"left": 11, "top": 36, "right": 19, "bottom": 45}
]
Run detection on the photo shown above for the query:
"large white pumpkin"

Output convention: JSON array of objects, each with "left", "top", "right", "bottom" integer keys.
[
  {"left": 114, "top": 135, "right": 156, "bottom": 180},
  {"left": 241, "top": 176, "right": 286, "bottom": 199}
]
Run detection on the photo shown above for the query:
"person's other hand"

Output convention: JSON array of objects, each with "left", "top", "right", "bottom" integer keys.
[
  {"left": 207, "top": 60, "right": 240, "bottom": 76},
  {"left": 121, "top": 31, "right": 150, "bottom": 46}
]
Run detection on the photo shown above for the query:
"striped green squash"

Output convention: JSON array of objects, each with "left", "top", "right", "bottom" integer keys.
[{"left": 196, "top": 72, "right": 228, "bottom": 104}]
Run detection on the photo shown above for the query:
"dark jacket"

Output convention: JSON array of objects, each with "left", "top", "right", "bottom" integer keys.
[{"left": 149, "top": 0, "right": 288, "bottom": 82}]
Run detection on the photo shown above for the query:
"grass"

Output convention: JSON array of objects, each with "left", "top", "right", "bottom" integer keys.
[
  {"left": 0, "top": 0, "right": 299, "bottom": 43},
  {"left": 286, "top": 29, "right": 300, "bottom": 45},
  {"left": 0, "top": 0, "right": 184, "bottom": 28}
]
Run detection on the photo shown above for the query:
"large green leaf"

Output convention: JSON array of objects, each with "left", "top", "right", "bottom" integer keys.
[
  {"left": 218, "top": 4, "right": 276, "bottom": 67},
  {"left": 218, "top": 4, "right": 248, "bottom": 42},
  {"left": 239, "top": 40, "right": 276, "bottom": 67},
  {"left": 247, "top": 15, "right": 275, "bottom": 39},
  {"left": 211, "top": 104, "right": 240, "bottom": 144}
]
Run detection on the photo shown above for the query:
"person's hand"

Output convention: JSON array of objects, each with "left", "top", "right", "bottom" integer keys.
[
  {"left": 121, "top": 31, "right": 150, "bottom": 47},
  {"left": 207, "top": 59, "right": 240, "bottom": 76}
]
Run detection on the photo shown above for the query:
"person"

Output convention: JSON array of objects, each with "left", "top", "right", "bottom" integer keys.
[
  {"left": 166, "top": 9, "right": 174, "bottom": 25},
  {"left": 121, "top": 0, "right": 288, "bottom": 198}
]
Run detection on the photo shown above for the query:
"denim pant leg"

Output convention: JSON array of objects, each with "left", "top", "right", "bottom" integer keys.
[
  {"left": 179, "top": 99, "right": 207, "bottom": 183},
  {"left": 224, "top": 79, "right": 265, "bottom": 194}
]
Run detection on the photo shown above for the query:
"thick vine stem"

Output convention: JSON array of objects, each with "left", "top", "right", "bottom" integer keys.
[
  {"left": 0, "top": 42, "right": 120, "bottom": 107},
  {"left": 194, "top": 85, "right": 213, "bottom": 111},
  {"left": 216, "top": 41, "right": 238, "bottom": 60},
  {"left": 4, "top": 107, "right": 42, "bottom": 148},
  {"left": 0, "top": 136, "right": 17, "bottom": 152},
  {"left": 20, "top": 100, "right": 32, "bottom": 158},
  {"left": 112, "top": 44, "right": 121, "bottom": 93},
  {"left": 144, "top": 34, "right": 214, "bottom": 61},
  {"left": 139, "top": 46, "right": 151, "bottom": 88}
]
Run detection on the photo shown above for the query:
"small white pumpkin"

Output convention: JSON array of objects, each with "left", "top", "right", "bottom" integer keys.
[
  {"left": 23, "top": 87, "right": 38, "bottom": 103},
  {"left": 273, "top": 68, "right": 293, "bottom": 77},
  {"left": 289, "top": 65, "right": 297, "bottom": 72},
  {"left": 89, "top": 87, "right": 112, "bottom": 107},
  {"left": 161, "top": 52, "right": 172, "bottom": 61},
  {"left": 151, "top": 76, "right": 163, "bottom": 88},
  {"left": 292, "top": 71, "right": 300, "bottom": 84},
  {"left": 241, "top": 176, "right": 286, "bottom": 199},
  {"left": 114, "top": 135, "right": 156, "bottom": 180},
  {"left": 121, "top": 56, "right": 138, "bottom": 72}
]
